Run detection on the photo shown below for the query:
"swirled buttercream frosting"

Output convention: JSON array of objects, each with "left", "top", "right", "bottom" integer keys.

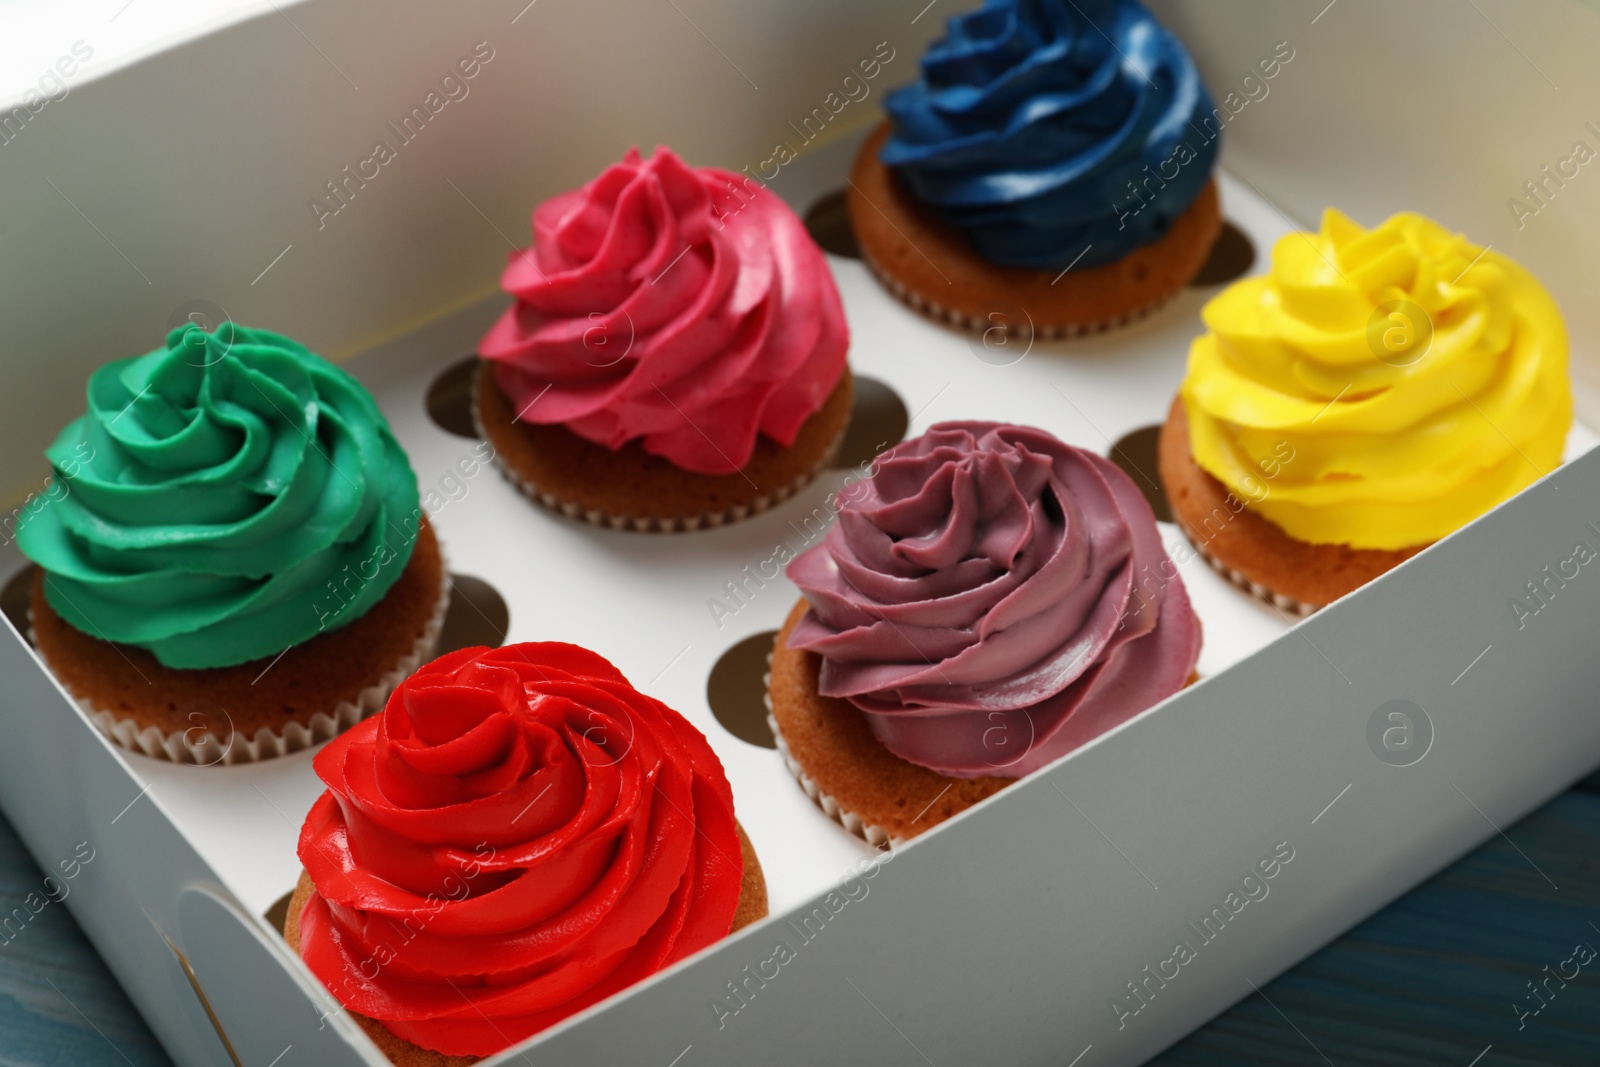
[
  {"left": 478, "top": 146, "right": 848, "bottom": 476},
  {"left": 295, "top": 643, "right": 745, "bottom": 1057},
  {"left": 881, "top": 0, "right": 1218, "bottom": 270},
  {"left": 787, "top": 422, "right": 1200, "bottom": 778},
  {"left": 1182, "top": 209, "right": 1571, "bottom": 550},
  {"left": 17, "top": 324, "right": 420, "bottom": 669}
]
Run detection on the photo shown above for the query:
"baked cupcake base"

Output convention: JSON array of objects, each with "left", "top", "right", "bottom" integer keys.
[
  {"left": 284, "top": 823, "right": 768, "bottom": 1067},
  {"left": 1158, "top": 397, "right": 1426, "bottom": 613},
  {"left": 847, "top": 122, "right": 1223, "bottom": 339},
  {"left": 30, "top": 519, "right": 448, "bottom": 764},
  {"left": 767, "top": 600, "right": 1011, "bottom": 845},
  {"left": 474, "top": 362, "right": 853, "bottom": 533},
  {"left": 769, "top": 600, "right": 1204, "bottom": 844}
]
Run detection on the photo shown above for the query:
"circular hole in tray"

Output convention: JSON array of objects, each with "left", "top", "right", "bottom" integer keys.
[
  {"left": 426, "top": 356, "right": 481, "bottom": 439},
  {"left": 1190, "top": 220, "right": 1255, "bottom": 287},
  {"left": 0, "top": 563, "right": 36, "bottom": 641},
  {"left": 707, "top": 630, "right": 779, "bottom": 748},
  {"left": 264, "top": 889, "right": 294, "bottom": 938},
  {"left": 831, "top": 375, "right": 908, "bottom": 470},
  {"left": 804, "top": 189, "right": 860, "bottom": 259},
  {"left": 437, "top": 573, "right": 509, "bottom": 654},
  {"left": 1108, "top": 425, "right": 1172, "bottom": 524}
]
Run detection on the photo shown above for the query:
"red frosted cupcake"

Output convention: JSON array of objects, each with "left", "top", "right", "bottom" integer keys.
[
  {"left": 475, "top": 146, "right": 853, "bottom": 532},
  {"left": 286, "top": 643, "right": 767, "bottom": 1064}
]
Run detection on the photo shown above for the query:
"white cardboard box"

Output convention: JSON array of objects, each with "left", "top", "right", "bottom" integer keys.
[{"left": 2, "top": 1, "right": 1599, "bottom": 1063}]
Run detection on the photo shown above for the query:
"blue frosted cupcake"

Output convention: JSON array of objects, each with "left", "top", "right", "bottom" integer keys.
[{"left": 849, "top": 0, "right": 1224, "bottom": 336}]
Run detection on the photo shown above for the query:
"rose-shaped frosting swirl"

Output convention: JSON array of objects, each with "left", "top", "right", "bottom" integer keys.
[
  {"left": 1183, "top": 209, "right": 1571, "bottom": 550},
  {"left": 881, "top": 0, "right": 1218, "bottom": 270},
  {"left": 296, "top": 643, "right": 744, "bottom": 1057},
  {"left": 478, "top": 146, "right": 848, "bottom": 475},
  {"left": 16, "top": 324, "right": 420, "bottom": 668},
  {"left": 787, "top": 422, "right": 1199, "bottom": 778}
]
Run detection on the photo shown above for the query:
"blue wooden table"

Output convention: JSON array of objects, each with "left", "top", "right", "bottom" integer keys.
[
  {"left": 0, "top": 809, "right": 168, "bottom": 1067},
  {"left": 1158, "top": 779, "right": 1600, "bottom": 1066},
  {"left": 2, "top": 780, "right": 1598, "bottom": 1065}
]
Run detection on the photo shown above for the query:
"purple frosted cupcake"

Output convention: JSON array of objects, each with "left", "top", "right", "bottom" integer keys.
[{"left": 768, "top": 422, "right": 1201, "bottom": 842}]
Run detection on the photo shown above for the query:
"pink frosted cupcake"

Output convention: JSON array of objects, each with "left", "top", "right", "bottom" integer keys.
[{"left": 475, "top": 147, "right": 853, "bottom": 532}]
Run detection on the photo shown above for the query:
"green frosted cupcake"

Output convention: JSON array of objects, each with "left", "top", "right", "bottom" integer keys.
[{"left": 19, "top": 324, "right": 448, "bottom": 764}]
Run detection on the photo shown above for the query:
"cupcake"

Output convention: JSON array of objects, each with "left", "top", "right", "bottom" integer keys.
[
  {"left": 851, "top": 0, "right": 1223, "bottom": 338},
  {"left": 18, "top": 324, "right": 445, "bottom": 764},
  {"left": 768, "top": 422, "right": 1200, "bottom": 844},
  {"left": 1160, "top": 209, "right": 1571, "bottom": 613},
  {"left": 287, "top": 642, "right": 767, "bottom": 1064},
  {"left": 476, "top": 146, "right": 852, "bottom": 532}
]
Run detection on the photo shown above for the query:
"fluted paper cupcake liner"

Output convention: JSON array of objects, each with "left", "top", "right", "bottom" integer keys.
[
  {"left": 762, "top": 646, "right": 900, "bottom": 849},
  {"left": 767, "top": 708, "right": 900, "bottom": 849},
  {"left": 771, "top": 710, "right": 908, "bottom": 851},
  {"left": 858, "top": 246, "right": 1175, "bottom": 341},
  {"left": 1175, "top": 516, "right": 1318, "bottom": 618},
  {"left": 765, "top": 644, "right": 1203, "bottom": 850},
  {"left": 32, "top": 568, "right": 450, "bottom": 766},
  {"left": 473, "top": 388, "right": 848, "bottom": 533}
]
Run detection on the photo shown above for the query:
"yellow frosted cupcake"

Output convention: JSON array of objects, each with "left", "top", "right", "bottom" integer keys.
[{"left": 1159, "top": 209, "right": 1570, "bottom": 611}]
